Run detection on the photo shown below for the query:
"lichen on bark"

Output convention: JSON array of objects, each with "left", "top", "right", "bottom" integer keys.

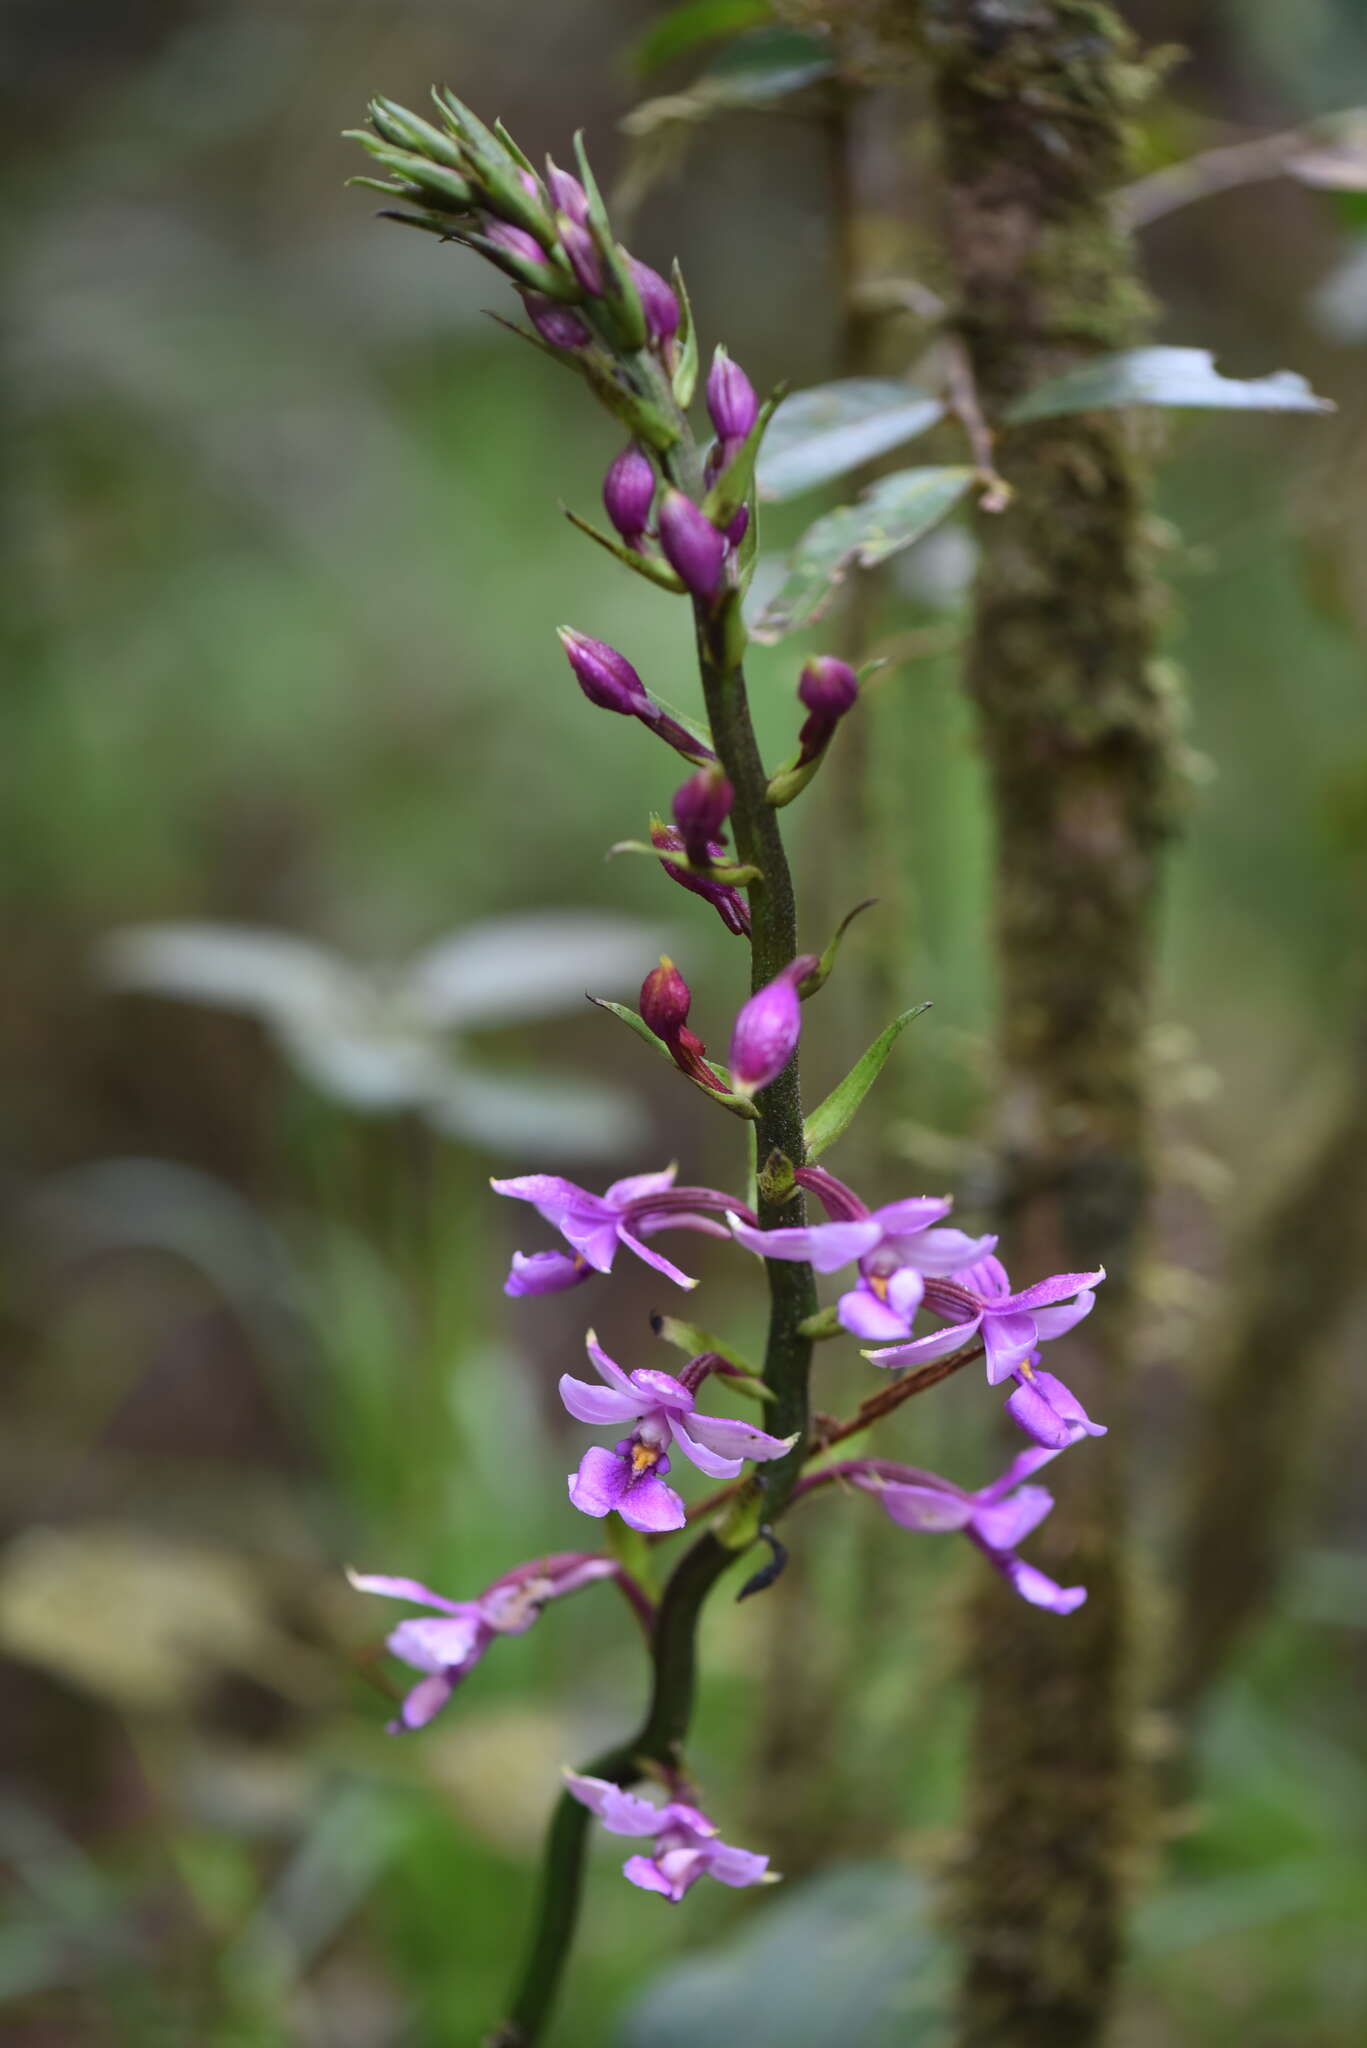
[{"left": 921, "top": 6, "right": 1178, "bottom": 2046}]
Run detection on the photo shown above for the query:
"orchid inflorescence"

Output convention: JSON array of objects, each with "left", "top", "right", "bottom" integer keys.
[{"left": 343, "top": 85, "right": 1109, "bottom": 2035}]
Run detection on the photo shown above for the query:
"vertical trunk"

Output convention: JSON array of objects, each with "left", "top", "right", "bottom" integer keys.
[{"left": 922, "top": 7, "right": 1173, "bottom": 2045}]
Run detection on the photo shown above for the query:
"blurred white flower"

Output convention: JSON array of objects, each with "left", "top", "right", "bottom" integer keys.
[{"left": 97, "top": 913, "right": 663, "bottom": 1158}]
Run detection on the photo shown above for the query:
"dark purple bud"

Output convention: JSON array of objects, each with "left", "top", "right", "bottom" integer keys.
[
  {"left": 558, "top": 627, "right": 650, "bottom": 714},
  {"left": 640, "top": 956, "right": 692, "bottom": 1041},
  {"left": 706, "top": 347, "right": 758, "bottom": 441},
  {"left": 546, "top": 159, "right": 589, "bottom": 225},
  {"left": 628, "top": 258, "right": 680, "bottom": 347},
  {"left": 729, "top": 957, "right": 814, "bottom": 1096},
  {"left": 650, "top": 823, "right": 751, "bottom": 937},
  {"left": 559, "top": 215, "right": 604, "bottom": 296},
  {"left": 672, "top": 765, "right": 735, "bottom": 868},
  {"left": 724, "top": 504, "right": 749, "bottom": 550},
  {"left": 797, "top": 655, "right": 860, "bottom": 759},
  {"left": 485, "top": 220, "right": 547, "bottom": 268},
  {"left": 524, "top": 293, "right": 592, "bottom": 350},
  {"left": 658, "top": 489, "right": 726, "bottom": 604},
  {"left": 603, "top": 444, "right": 656, "bottom": 546}
]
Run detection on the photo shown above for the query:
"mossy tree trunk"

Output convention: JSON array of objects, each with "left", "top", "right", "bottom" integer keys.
[{"left": 920, "top": 7, "right": 1174, "bottom": 2046}]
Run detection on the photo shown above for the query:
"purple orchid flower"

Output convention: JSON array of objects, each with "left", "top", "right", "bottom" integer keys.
[
  {"left": 562, "top": 1333, "right": 796, "bottom": 1533},
  {"left": 728, "top": 958, "right": 816, "bottom": 1098},
  {"left": 829, "top": 1447, "right": 1086, "bottom": 1613},
  {"left": 348, "top": 1552, "right": 616, "bottom": 1731},
  {"left": 865, "top": 1250, "right": 1104, "bottom": 1384},
  {"left": 728, "top": 1165, "right": 995, "bottom": 1339},
  {"left": 564, "top": 1773, "right": 772, "bottom": 1901},
  {"left": 493, "top": 1164, "right": 753, "bottom": 1294}
]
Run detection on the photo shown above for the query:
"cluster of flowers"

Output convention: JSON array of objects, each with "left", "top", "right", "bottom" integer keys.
[
  {"left": 346, "top": 90, "right": 1105, "bottom": 1909},
  {"left": 352, "top": 956, "right": 1104, "bottom": 1899}
]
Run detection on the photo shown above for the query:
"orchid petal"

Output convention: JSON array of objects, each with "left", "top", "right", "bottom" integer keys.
[
  {"left": 972, "top": 1485, "right": 1054, "bottom": 1550},
  {"left": 346, "top": 1570, "right": 463, "bottom": 1613},
  {"left": 626, "top": 1367, "right": 695, "bottom": 1411},
  {"left": 703, "top": 1841, "right": 772, "bottom": 1888},
  {"left": 584, "top": 1332, "right": 636, "bottom": 1395},
  {"left": 623, "top": 1854, "right": 678, "bottom": 1898},
  {"left": 556, "top": 1215, "right": 621, "bottom": 1272},
  {"left": 1027, "top": 1368, "right": 1106, "bottom": 1435},
  {"left": 865, "top": 1314, "right": 982, "bottom": 1368},
  {"left": 869, "top": 1196, "right": 954, "bottom": 1237},
  {"left": 504, "top": 1249, "right": 591, "bottom": 1297},
  {"left": 729, "top": 1214, "right": 882, "bottom": 1272},
  {"left": 976, "top": 1445, "right": 1063, "bottom": 1501},
  {"left": 896, "top": 1227, "right": 999, "bottom": 1276},
  {"left": 870, "top": 1481, "right": 975, "bottom": 1533},
  {"left": 563, "top": 1773, "right": 663, "bottom": 1836},
  {"left": 1000, "top": 1558, "right": 1088, "bottom": 1614},
  {"left": 558, "top": 1374, "right": 642, "bottom": 1427},
  {"left": 996, "top": 1267, "right": 1105, "bottom": 1313},
  {"left": 391, "top": 1671, "right": 455, "bottom": 1731},
  {"left": 1030, "top": 1291, "right": 1098, "bottom": 1342},
  {"left": 618, "top": 1468, "right": 687, "bottom": 1533},
  {"left": 616, "top": 1228, "right": 698, "bottom": 1290},
  {"left": 681, "top": 1411, "right": 796, "bottom": 1465},
  {"left": 983, "top": 1311, "right": 1040, "bottom": 1384},
  {"left": 670, "top": 1418, "right": 744, "bottom": 1479},
  {"left": 387, "top": 1613, "right": 486, "bottom": 1674},
  {"left": 605, "top": 1165, "right": 678, "bottom": 1207},
  {"left": 1004, "top": 1378, "right": 1082, "bottom": 1448},
  {"left": 567, "top": 1445, "right": 631, "bottom": 1518},
  {"left": 886, "top": 1266, "right": 927, "bottom": 1321},
  {"left": 837, "top": 1286, "right": 915, "bottom": 1341}
]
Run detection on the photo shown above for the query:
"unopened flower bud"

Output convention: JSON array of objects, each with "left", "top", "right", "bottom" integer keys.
[
  {"left": 524, "top": 293, "right": 592, "bottom": 350},
  {"left": 798, "top": 655, "right": 859, "bottom": 759},
  {"left": 672, "top": 765, "right": 734, "bottom": 868},
  {"left": 706, "top": 347, "right": 758, "bottom": 440},
  {"left": 546, "top": 159, "right": 589, "bottom": 224},
  {"left": 629, "top": 258, "right": 681, "bottom": 347},
  {"left": 559, "top": 215, "right": 604, "bottom": 296},
  {"left": 650, "top": 823, "right": 751, "bottom": 936},
  {"left": 603, "top": 444, "right": 656, "bottom": 547},
  {"left": 658, "top": 489, "right": 726, "bottom": 603},
  {"left": 558, "top": 627, "right": 650, "bottom": 714},
  {"left": 485, "top": 220, "right": 547, "bottom": 268},
  {"left": 640, "top": 957, "right": 692, "bottom": 1041},
  {"left": 729, "top": 959, "right": 814, "bottom": 1097}
]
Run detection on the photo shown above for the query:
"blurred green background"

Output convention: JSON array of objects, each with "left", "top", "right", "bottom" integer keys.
[{"left": 3, "top": 3, "right": 1366, "bottom": 2043}]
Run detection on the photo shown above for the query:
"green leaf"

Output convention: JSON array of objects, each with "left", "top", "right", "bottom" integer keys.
[
  {"left": 588, "top": 999, "right": 758, "bottom": 1119},
  {"left": 630, "top": 0, "right": 773, "bottom": 77},
  {"left": 1006, "top": 346, "right": 1335, "bottom": 424},
  {"left": 803, "top": 1003, "right": 931, "bottom": 1161},
  {"left": 756, "top": 379, "right": 946, "bottom": 500},
  {"left": 622, "top": 26, "right": 833, "bottom": 140},
  {"left": 750, "top": 467, "right": 974, "bottom": 644},
  {"left": 671, "top": 261, "right": 699, "bottom": 408},
  {"left": 798, "top": 898, "right": 878, "bottom": 997},
  {"left": 562, "top": 507, "right": 685, "bottom": 590}
]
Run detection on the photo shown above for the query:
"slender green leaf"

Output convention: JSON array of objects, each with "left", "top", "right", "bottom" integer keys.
[
  {"left": 804, "top": 1003, "right": 932, "bottom": 1161},
  {"left": 1006, "top": 346, "right": 1334, "bottom": 424},
  {"left": 671, "top": 261, "right": 699, "bottom": 408},
  {"left": 751, "top": 467, "right": 973, "bottom": 644},
  {"left": 756, "top": 379, "right": 946, "bottom": 500},
  {"left": 622, "top": 26, "right": 834, "bottom": 142}
]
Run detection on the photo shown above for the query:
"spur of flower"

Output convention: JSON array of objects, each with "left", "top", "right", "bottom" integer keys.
[
  {"left": 348, "top": 1553, "right": 616, "bottom": 1731},
  {"left": 728, "top": 1163, "right": 995, "bottom": 1339},
  {"left": 807, "top": 1447, "right": 1087, "bottom": 1614},
  {"left": 562, "top": 1333, "right": 796, "bottom": 1532},
  {"left": 493, "top": 1165, "right": 753, "bottom": 1294},
  {"left": 564, "top": 1772, "right": 773, "bottom": 1901}
]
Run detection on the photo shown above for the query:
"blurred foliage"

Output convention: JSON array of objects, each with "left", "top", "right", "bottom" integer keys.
[{"left": 2, "top": 2, "right": 1366, "bottom": 2045}]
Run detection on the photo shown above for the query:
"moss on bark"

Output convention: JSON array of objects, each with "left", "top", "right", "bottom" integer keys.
[{"left": 921, "top": 7, "right": 1176, "bottom": 2046}]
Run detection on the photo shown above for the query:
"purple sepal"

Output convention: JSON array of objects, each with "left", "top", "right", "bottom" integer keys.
[
  {"left": 485, "top": 220, "right": 547, "bottom": 268},
  {"left": 559, "top": 215, "right": 604, "bottom": 296},
  {"left": 1005, "top": 1367, "right": 1107, "bottom": 1449},
  {"left": 545, "top": 159, "right": 589, "bottom": 224},
  {"left": 504, "top": 1248, "right": 591, "bottom": 1297}
]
